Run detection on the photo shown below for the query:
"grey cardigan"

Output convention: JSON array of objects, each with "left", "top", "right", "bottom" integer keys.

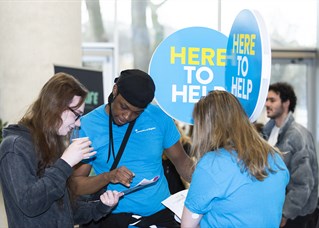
[
  {"left": 263, "top": 113, "right": 318, "bottom": 220},
  {"left": 0, "top": 124, "right": 112, "bottom": 228}
]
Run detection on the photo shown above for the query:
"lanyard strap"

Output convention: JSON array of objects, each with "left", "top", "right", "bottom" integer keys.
[{"left": 107, "top": 104, "right": 136, "bottom": 171}]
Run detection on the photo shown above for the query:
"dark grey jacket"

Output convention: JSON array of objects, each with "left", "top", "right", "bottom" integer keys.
[
  {"left": 0, "top": 124, "right": 112, "bottom": 228},
  {"left": 263, "top": 113, "right": 318, "bottom": 220}
]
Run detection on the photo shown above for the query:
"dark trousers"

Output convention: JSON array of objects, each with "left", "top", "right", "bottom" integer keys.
[
  {"left": 80, "top": 208, "right": 180, "bottom": 228},
  {"left": 284, "top": 209, "right": 319, "bottom": 228}
]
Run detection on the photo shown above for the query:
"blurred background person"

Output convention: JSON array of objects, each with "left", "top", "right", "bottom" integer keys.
[
  {"left": 162, "top": 121, "right": 192, "bottom": 194},
  {"left": 263, "top": 82, "right": 318, "bottom": 228}
]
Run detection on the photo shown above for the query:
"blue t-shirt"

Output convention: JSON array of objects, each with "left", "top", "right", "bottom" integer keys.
[
  {"left": 79, "top": 104, "right": 180, "bottom": 216},
  {"left": 185, "top": 149, "right": 289, "bottom": 228}
]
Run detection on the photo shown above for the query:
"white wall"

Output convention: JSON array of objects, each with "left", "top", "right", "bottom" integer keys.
[
  {"left": 0, "top": 1, "right": 82, "bottom": 124},
  {"left": 0, "top": 2, "right": 81, "bottom": 226}
]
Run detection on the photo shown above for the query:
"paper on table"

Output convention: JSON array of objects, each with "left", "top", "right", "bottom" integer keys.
[
  {"left": 122, "top": 175, "right": 160, "bottom": 195},
  {"left": 161, "top": 189, "right": 188, "bottom": 220}
]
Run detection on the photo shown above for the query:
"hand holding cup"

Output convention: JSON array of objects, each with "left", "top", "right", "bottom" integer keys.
[{"left": 61, "top": 137, "right": 96, "bottom": 167}]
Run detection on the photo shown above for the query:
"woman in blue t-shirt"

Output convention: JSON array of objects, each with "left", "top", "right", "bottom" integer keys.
[{"left": 181, "top": 90, "right": 290, "bottom": 228}]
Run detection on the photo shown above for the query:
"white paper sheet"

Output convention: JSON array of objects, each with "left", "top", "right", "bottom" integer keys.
[{"left": 161, "top": 189, "right": 189, "bottom": 220}]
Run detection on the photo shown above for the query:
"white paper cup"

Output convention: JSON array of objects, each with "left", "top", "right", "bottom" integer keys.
[{"left": 72, "top": 136, "right": 89, "bottom": 141}]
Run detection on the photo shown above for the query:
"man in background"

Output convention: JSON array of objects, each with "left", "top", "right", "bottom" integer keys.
[{"left": 263, "top": 82, "right": 318, "bottom": 228}]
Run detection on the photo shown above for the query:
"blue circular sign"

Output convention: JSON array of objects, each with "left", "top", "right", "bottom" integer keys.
[
  {"left": 149, "top": 27, "right": 228, "bottom": 124},
  {"left": 225, "top": 9, "right": 271, "bottom": 122}
]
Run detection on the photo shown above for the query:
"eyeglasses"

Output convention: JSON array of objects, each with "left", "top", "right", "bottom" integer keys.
[{"left": 68, "top": 107, "right": 82, "bottom": 121}]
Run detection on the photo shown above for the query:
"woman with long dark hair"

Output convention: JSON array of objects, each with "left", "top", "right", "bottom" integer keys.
[{"left": 0, "top": 72, "right": 122, "bottom": 228}]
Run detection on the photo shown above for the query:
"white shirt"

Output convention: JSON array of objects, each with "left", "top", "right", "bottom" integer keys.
[{"left": 268, "top": 125, "right": 280, "bottom": 146}]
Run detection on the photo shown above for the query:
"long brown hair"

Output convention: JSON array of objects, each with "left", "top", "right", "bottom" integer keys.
[
  {"left": 19, "top": 72, "right": 88, "bottom": 176},
  {"left": 191, "top": 90, "right": 279, "bottom": 181}
]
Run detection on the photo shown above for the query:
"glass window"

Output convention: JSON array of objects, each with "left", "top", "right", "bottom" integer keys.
[
  {"left": 258, "top": 59, "right": 310, "bottom": 128},
  {"left": 81, "top": 0, "right": 116, "bottom": 43},
  {"left": 221, "top": 0, "right": 317, "bottom": 48},
  {"left": 82, "top": 0, "right": 317, "bottom": 70},
  {"left": 155, "top": 0, "right": 219, "bottom": 33}
]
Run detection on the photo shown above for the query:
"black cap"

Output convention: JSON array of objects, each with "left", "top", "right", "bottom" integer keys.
[{"left": 114, "top": 69, "right": 155, "bottom": 108}]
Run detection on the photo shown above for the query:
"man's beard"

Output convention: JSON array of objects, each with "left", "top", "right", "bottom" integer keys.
[{"left": 267, "top": 106, "right": 284, "bottom": 119}]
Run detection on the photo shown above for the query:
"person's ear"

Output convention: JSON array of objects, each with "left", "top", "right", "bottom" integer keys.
[{"left": 283, "top": 100, "right": 290, "bottom": 112}]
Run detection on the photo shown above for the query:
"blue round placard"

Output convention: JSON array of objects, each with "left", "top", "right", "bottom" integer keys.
[
  {"left": 149, "top": 26, "right": 228, "bottom": 124},
  {"left": 225, "top": 9, "right": 271, "bottom": 122}
]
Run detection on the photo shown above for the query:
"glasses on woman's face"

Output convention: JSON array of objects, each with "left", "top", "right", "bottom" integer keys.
[{"left": 68, "top": 107, "right": 82, "bottom": 121}]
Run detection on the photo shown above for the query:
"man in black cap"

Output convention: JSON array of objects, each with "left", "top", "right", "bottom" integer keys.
[{"left": 70, "top": 69, "right": 194, "bottom": 227}]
